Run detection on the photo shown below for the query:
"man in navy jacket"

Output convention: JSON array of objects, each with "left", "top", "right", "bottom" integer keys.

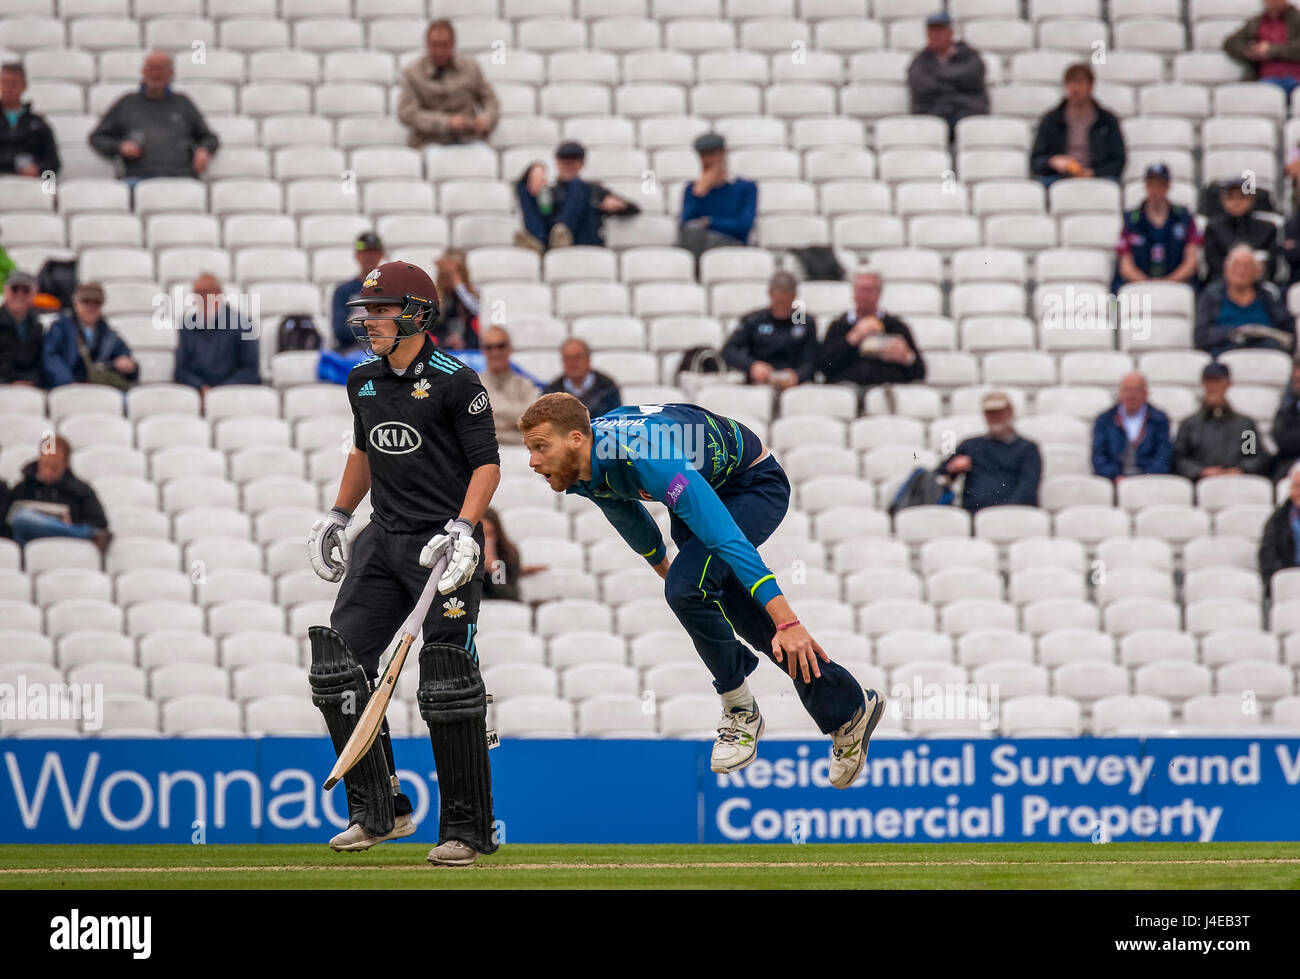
[
  {"left": 42, "top": 281, "right": 137, "bottom": 388},
  {"left": 677, "top": 133, "right": 758, "bottom": 259},
  {"left": 173, "top": 274, "right": 260, "bottom": 393},
  {"left": 1091, "top": 372, "right": 1173, "bottom": 480}
]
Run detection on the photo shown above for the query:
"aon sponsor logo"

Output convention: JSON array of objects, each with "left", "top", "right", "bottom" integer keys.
[{"left": 369, "top": 421, "right": 422, "bottom": 454}]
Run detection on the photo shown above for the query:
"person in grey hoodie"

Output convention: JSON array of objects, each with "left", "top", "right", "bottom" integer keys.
[
  {"left": 907, "top": 13, "right": 989, "bottom": 139},
  {"left": 89, "top": 51, "right": 218, "bottom": 184}
]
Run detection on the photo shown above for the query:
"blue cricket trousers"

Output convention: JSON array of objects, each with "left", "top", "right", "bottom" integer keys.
[{"left": 662, "top": 455, "right": 866, "bottom": 734}]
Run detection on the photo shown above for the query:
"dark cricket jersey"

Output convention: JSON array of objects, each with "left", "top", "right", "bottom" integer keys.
[
  {"left": 566, "top": 402, "right": 781, "bottom": 605},
  {"left": 347, "top": 335, "right": 499, "bottom": 535}
]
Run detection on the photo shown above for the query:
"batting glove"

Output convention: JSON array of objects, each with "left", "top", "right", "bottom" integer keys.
[
  {"left": 308, "top": 507, "right": 352, "bottom": 582},
  {"left": 421, "top": 518, "right": 480, "bottom": 594}
]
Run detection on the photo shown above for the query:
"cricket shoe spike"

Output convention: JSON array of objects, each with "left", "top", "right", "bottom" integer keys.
[
  {"left": 329, "top": 812, "right": 417, "bottom": 852},
  {"left": 710, "top": 702, "right": 764, "bottom": 774},
  {"left": 829, "top": 688, "right": 886, "bottom": 789}
]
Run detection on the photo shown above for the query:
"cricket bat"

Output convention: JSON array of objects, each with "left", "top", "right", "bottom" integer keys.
[{"left": 323, "top": 553, "right": 448, "bottom": 790}]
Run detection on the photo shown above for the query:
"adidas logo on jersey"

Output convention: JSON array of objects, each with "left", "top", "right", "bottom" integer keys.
[{"left": 358, "top": 380, "right": 376, "bottom": 397}]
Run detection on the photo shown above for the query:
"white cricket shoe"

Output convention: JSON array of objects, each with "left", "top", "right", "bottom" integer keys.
[
  {"left": 829, "top": 689, "right": 886, "bottom": 789},
  {"left": 328, "top": 812, "right": 417, "bottom": 852},
  {"left": 710, "top": 703, "right": 764, "bottom": 774},
  {"left": 427, "top": 840, "right": 481, "bottom": 867}
]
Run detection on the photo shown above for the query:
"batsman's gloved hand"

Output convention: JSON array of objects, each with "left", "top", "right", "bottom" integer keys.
[
  {"left": 420, "top": 518, "right": 480, "bottom": 595},
  {"left": 308, "top": 507, "right": 352, "bottom": 582}
]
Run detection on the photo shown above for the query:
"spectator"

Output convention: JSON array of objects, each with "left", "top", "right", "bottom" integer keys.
[
  {"left": 42, "top": 282, "right": 137, "bottom": 389},
  {"left": 432, "top": 248, "right": 480, "bottom": 350},
  {"left": 1203, "top": 178, "right": 1281, "bottom": 285},
  {"left": 1091, "top": 372, "right": 1174, "bottom": 480},
  {"left": 174, "top": 274, "right": 260, "bottom": 393},
  {"left": 476, "top": 326, "right": 540, "bottom": 446},
  {"left": 543, "top": 338, "right": 621, "bottom": 419},
  {"left": 0, "top": 270, "right": 43, "bottom": 386},
  {"left": 1029, "top": 63, "right": 1125, "bottom": 185},
  {"left": 330, "top": 231, "right": 385, "bottom": 352},
  {"left": 819, "top": 271, "right": 925, "bottom": 393},
  {"left": 1114, "top": 163, "right": 1202, "bottom": 292},
  {"left": 1272, "top": 356, "right": 1300, "bottom": 480},
  {"left": 516, "top": 143, "right": 593, "bottom": 252},
  {"left": 0, "top": 62, "right": 59, "bottom": 178},
  {"left": 941, "top": 392, "right": 1042, "bottom": 513},
  {"left": 1283, "top": 209, "right": 1300, "bottom": 290},
  {"left": 722, "top": 271, "right": 818, "bottom": 391},
  {"left": 907, "top": 12, "right": 989, "bottom": 140},
  {"left": 1259, "top": 465, "right": 1300, "bottom": 588},
  {"left": 397, "top": 19, "right": 499, "bottom": 148},
  {"left": 5, "top": 435, "right": 110, "bottom": 551},
  {"left": 480, "top": 507, "right": 547, "bottom": 602},
  {"left": 1173, "top": 362, "right": 1271, "bottom": 481},
  {"left": 88, "top": 51, "right": 218, "bottom": 185},
  {"left": 677, "top": 133, "right": 758, "bottom": 260},
  {"left": 1225, "top": 0, "right": 1300, "bottom": 99},
  {"left": 515, "top": 142, "right": 638, "bottom": 253},
  {"left": 1195, "top": 245, "right": 1294, "bottom": 357}
]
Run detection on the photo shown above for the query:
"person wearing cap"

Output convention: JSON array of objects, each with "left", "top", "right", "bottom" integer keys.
[
  {"left": 940, "top": 393, "right": 1042, "bottom": 514},
  {"left": 1224, "top": 0, "right": 1300, "bottom": 99},
  {"left": 1269, "top": 356, "right": 1300, "bottom": 480},
  {"left": 1174, "top": 362, "right": 1272, "bottom": 482},
  {"left": 1195, "top": 244, "right": 1294, "bottom": 357},
  {"left": 678, "top": 133, "right": 759, "bottom": 260},
  {"left": 819, "top": 270, "right": 926, "bottom": 393},
  {"left": 0, "top": 62, "right": 60, "bottom": 178},
  {"left": 1091, "top": 373, "right": 1173, "bottom": 481},
  {"left": 516, "top": 142, "right": 594, "bottom": 252},
  {"left": 907, "top": 13, "right": 989, "bottom": 140},
  {"left": 397, "top": 19, "right": 499, "bottom": 148},
  {"left": 1114, "top": 164, "right": 1202, "bottom": 292},
  {"left": 173, "top": 274, "right": 260, "bottom": 393},
  {"left": 0, "top": 271, "right": 44, "bottom": 386},
  {"left": 1204, "top": 178, "right": 1281, "bottom": 285},
  {"left": 331, "top": 232, "right": 386, "bottom": 352},
  {"left": 1030, "top": 63, "right": 1125, "bottom": 185},
  {"left": 543, "top": 337, "right": 622, "bottom": 419},
  {"left": 722, "top": 271, "right": 819, "bottom": 391},
  {"left": 88, "top": 51, "right": 218, "bottom": 184},
  {"left": 42, "top": 282, "right": 137, "bottom": 389}
]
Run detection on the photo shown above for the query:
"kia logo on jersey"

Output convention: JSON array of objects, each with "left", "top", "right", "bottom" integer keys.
[
  {"left": 468, "top": 392, "right": 489, "bottom": 415},
  {"left": 369, "top": 421, "right": 423, "bottom": 454}
]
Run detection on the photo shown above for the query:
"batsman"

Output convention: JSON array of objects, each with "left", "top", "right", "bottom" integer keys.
[
  {"left": 306, "top": 261, "right": 502, "bottom": 866},
  {"left": 520, "top": 394, "right": 885, "bottom": 785}
]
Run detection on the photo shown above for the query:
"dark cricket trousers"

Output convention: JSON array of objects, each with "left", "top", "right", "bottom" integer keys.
[
  {"left": 330, "top": 522, "right": 484, "bottom": 677},
  {"left": 661, "top": 455, "right": 866, "bottom": 734},
  {"left": 329, "top": 521, "right": 486, "bottom": 831}
]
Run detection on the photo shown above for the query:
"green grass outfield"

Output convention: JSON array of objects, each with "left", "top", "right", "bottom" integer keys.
[{"left": 1, "top": 842, "right": 1298, "bottom": 889}]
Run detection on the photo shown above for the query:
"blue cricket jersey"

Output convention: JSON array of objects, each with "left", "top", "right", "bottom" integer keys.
[{"left": 566, "top": 403, "right": 782, "bottom": 606}]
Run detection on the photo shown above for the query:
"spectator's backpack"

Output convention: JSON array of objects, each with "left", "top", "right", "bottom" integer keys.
[
  {"left": 788, "top": 246, "right": 845, "bottom": 282},
  {"left": 278, "top": 314, "right": 322, "bottom": 351},
  {"left": 37, "top": 258, "right": 78, "bottom": 311},
  {"left": 888, "top": 467, "right": 954, "bottom": 516},
  {"left": 676, "top": 345, "right": 726, "bottom": 376}
]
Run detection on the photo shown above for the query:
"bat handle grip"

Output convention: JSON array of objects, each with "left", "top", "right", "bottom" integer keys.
[{"left": 399, "top": 553, "right": 449, "bottom": 639}]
